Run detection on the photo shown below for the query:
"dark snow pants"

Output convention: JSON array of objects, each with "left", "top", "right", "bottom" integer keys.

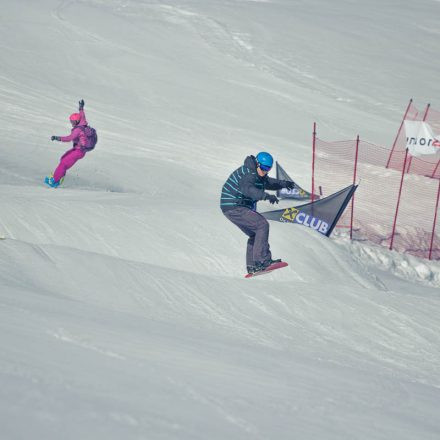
[{"left": 223, "top": 206, "right": 272, "bottom": 267}]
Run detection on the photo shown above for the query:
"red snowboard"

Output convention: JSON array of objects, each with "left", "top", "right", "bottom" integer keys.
[{"left": 244, "top": 261, "right": 288, "bottom": 278}]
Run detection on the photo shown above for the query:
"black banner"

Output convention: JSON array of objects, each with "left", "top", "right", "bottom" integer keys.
[
  {"left": 276, "top": 162, "right": 319, "bottom": 200},
  {"left": 262, "top": 184, "right": 357, "bottom": 237}
]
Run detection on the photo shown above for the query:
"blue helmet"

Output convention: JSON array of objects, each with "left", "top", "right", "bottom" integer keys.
[{"left": 256, "top": 152, "right": 273, "bottom": 171}]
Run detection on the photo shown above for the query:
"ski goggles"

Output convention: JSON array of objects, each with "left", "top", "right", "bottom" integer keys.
[{"left": 258, "top": 163, "right": 272, "bottom": 172}]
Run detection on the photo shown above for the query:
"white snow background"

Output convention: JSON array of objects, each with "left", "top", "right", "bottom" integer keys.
[{"left": 1, "top": 0, "right": 440, "bottom": 439}]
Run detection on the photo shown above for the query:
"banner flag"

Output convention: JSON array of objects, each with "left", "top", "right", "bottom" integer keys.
[
  {"left": 261, "top": 184, "right": 357, "bottom": 237},
  {"left": 404, "top": 121, "right": 440, "bottom": 156},
  {"left": 275, "top": 162, "right": 318, "bottom": 200}
]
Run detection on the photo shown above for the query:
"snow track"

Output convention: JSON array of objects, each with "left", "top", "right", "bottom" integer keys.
[{"left": 1, "top": 230, "right": 440, "bottom": 439}]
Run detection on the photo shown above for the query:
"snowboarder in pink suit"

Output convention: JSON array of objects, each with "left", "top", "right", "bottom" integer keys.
[{"left": 46, "top": 99, "right": 93, "bottom": 187}]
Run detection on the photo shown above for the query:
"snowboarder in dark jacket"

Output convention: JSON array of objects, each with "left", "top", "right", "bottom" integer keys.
[{"left": 220, "top": 151, "right": 295, "bottom": 274}]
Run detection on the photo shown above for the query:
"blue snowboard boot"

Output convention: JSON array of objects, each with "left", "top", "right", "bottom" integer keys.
[{"left": 44, "top": 175, "right": 61, "bottom": 188}]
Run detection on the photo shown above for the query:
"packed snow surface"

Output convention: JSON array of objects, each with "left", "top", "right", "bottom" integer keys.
[{"left": 1, "top": 1, "right": 439, "bottom": 439}]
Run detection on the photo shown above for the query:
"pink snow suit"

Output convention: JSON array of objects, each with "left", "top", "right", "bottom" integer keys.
[{"left": 53, "top": 110, "right": 88, "bottom": 183}]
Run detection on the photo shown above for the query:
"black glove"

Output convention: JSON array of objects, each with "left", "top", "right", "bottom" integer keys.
[
  {"left": 51, "top": 136, "right": 61, "bottom": 141},
  {"left": 264, "top": 193, "right": 279, "bottom": 205},
  {"left": 284, "top": 181, "right": 295, "bottom": 190},
  {"left": 79, "top": 99, "right": 85, "bottom": 110}
]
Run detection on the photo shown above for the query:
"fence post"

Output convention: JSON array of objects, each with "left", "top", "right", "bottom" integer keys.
[
  {"left": 386, "top": 98, "right": 413, "bottom": 169},
  {"left": 423, "top": 103, "right": 431, "bottom": 121},
  {"left": 312, "top": 122, "right": 316, "bottom": 203},
  {"left": 428, "top": 178, "right": 440, "bottom": 260},
  {"left": 390, "top": 149, "right": 409, "bottom": 251},
  {"left": 406, "top": 156, "right": 413, "bottom": 174},
  {"left": 350, "top": 135, "right": 360, "bottom": 240},
  {"left": 431, "top": 160, "right": 440, "bottom": 179}
]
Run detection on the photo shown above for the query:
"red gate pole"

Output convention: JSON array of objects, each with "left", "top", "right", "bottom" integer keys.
[
  {"left": 428, "top": 178, "right": 440, "bottom": 260},
  {"left": 390, "top": 149, "right": 409, "bottom": 251},
  {"left": 423, "top": 103, "right": 431, "bottom": 121},
  {"left": 386, "top": 98, "right": 413, "bottom": 169},
  {"left": 350, "top": 135, "right": 360, "bottom": 240},
  {"left": 406, "top": 156, "right": 413, "bottom": 174},
  {"left": 431, "top": 160, "right": 440, "bottom": 179},
  {"left": 311, "top": 122, "right": 316, "bottom": 203}
]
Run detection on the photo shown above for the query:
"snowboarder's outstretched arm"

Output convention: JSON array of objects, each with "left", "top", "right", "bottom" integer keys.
[
  {"left": 266, "top": 177, "right": 296, "bottom": 191},
  {"left": 58, "top": 129, "right": 82, "bottom": 143},
  {"left": 77, "top": 99, "right": 87, "bottom": 126},
  {"left": 51, "top": 132, "right": 79, "bottom": 142}
]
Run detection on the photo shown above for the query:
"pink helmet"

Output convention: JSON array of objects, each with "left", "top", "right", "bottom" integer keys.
[{"left": 69, "top": 113, "right": 81, "bottom": 122}]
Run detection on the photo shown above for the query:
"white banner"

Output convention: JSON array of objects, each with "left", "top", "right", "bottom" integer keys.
[{"left": 404, "top": 120, "right": 440, "bottom": 156}]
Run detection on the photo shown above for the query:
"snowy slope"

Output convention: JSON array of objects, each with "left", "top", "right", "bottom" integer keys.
[{"left": 1, "top": 1, "right": 440, "bottom": 439}]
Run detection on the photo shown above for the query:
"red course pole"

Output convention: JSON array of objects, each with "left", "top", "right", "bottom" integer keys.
[
  {"left": 390, "top": 149, "right": 409, "bottom": 251},
  {"left": 312, "top": 122, "right": 316, "bottom": 203},
  {"left": 431, "top": 160, "right": 440, "bottom": 179},
  {"left": 350, "top": 135, "right": 360, "bottom": 240},
  {"left": 406, "top": 156, "right": 413, "bottom": 174},
  {"left": 428, "top": 178, "right": 440, "bottom": 260},
  {"left": 423, "top": 103, "right": 431, "bottom": 122},
  {"left": 386, "top": 98, "right": 413, "bottom": 169}
]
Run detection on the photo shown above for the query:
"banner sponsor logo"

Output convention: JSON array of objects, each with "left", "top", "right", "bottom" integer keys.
[
  {"left": 404, "top": 121, "right": 440, "bottom": 156},
  {"left": 281, "top": 208, "right": 329, "bottom": 234},
  {"left": 281, "top": 207, "right": 299, "bottom": 222},
  {"left": 280, "top": 188, "right": 307, "bottom": 197}
]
